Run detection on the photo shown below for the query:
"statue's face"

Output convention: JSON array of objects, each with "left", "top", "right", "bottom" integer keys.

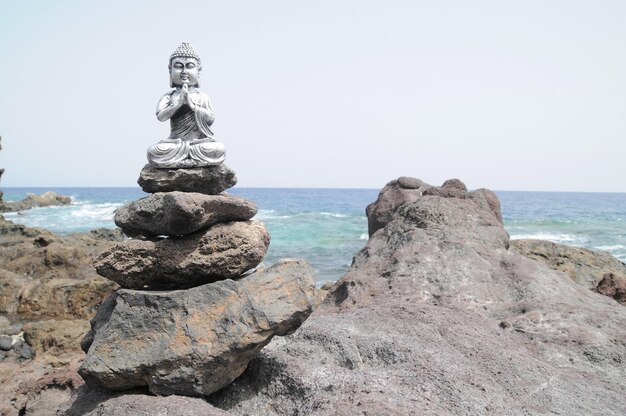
[{"left": 170, "top": 57, "right": 200, "bottom": 87}]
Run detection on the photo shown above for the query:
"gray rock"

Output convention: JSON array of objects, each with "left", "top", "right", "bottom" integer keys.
[
  {"left": 114, "top": 192, "right": 257, "bottom": 237},
  {"left": 0, "top": 335, "right": 13, "bottom": 351},
  {"left": 210, "top": 177, "right": 626, "bottom": 416},
  {"left": 422, "top": 177, "right": 468, "bottom": 198},
  {"left": 79, "top": 259, "right": 316, "bottom": 397},
  {"left": 596, "top": 273, "right": 626, "bottom": 305},
  {"left": 138, "top": 163, "right": 237, "bottom": 195},
  {"left": 58, "top": 386, "right": 229, "bottom": 416},
  {"left": 18, "top": 343, "right": 34, "bottom": 360},
  {"left": 511, "top": 238, "right": 626, "bottom": 290},
  {"left": 365, "top": 177, "right": 429, "bottom": 236},
  {"left": 94, "top": 220, "right": 270, "bottom": 289}
]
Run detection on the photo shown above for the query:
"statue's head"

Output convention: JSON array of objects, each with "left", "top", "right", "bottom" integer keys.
[{"left": 169, "top": 42, "right": 202, "bottom": 88}]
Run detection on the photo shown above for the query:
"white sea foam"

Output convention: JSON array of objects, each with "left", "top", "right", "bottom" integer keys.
[
  {"left": 595, "top": 245, "right": 626, "bottom": 251},
  {"left": 70, "top": 203, "right": 122, "bottom": 220},
  {"left": 320, "top": 212, "right": 348, "bottom": 218},
  {"left": 359, "top": 233, "right": 369, "bottom": 240},
  {"left": 509, "top": 232, "right": 586, "bottom": 244}
]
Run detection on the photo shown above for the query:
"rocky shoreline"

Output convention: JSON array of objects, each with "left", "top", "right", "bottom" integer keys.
[{"left": 0, "top": 177, "right": 625, "bottom": 415}]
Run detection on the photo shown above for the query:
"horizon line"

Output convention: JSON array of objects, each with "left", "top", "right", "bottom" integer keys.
[{"left": 2, "top": 185, "right": 626, "bottom": 195}]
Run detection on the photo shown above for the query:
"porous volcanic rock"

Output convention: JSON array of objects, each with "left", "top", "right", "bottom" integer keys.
[
  {"left": 114, "top": 192, "right": 257, "bottom": 237},
  {"left": 0, "top": 217, "right": 120, "bottom": 320},
  {"left": 0, "top": 218, "right": 123, "bottom": 415},
  {"left": 0, "top": 356, "right": 85, "bottom": 416},
  {"left": 138, "top": 163, "right": 237, "bottom": 195},
  {"left": 209, "top": 178, "right": 626, "bottom": 416},
  {"left": 58, "top": 386, "right": 229, "bottom": 416},
  {"left": 510, "top": 238, "right": 626, "bottom": 290},
  {"left": 23, "top": 320, "right": 90, "bottom": 365},
  {"left": 79, "top": 260, "right": 316, "bottom": 397},
  {"left": 365, "top": 176, "right": 429, "bottom": 236},
  {"left": 595, "top": 272, "right": 626, "bottom": 305},
  {"left": 94, "top": 220, "right": 270, "bottom": 289}
]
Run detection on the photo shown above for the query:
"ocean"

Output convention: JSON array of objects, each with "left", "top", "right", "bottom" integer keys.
[{"left": 2, "top": 187, "right": 625, "bottom": 285}]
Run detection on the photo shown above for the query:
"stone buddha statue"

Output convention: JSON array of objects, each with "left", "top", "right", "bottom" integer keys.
[{"left": 147, "top": 42, "right": 226, "bottom": 168}]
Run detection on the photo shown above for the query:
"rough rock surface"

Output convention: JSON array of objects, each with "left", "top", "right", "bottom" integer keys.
[
  {"left": 0, "top": 353, "right": 85, "bottom": 416},
  {"left": 365, "top": 177, "right": 503, "bottom": 238},
  {"left": 114, "top": 191, "right": 257, "bottom": 237},
  {"left": 58, "top": 386, "right": 229, "bottom": 416},
  {"left": 138, "top": 163, "right": 237, "bottom": 195},
  {"left": 210, "top": 178, "right": 626, "bottom": 416},
  {"left": 510, "top": 238, "right": 626, "bottom": 290},
  {"left": 0, "top": 217, "right": 121, "bottom": 320},
  {"left": 0, "top": 217, "right": 124, "bottom": 415},
  {"left": 94, "top": 220, "right": 270, "bottom": 289},
  {"left": 0, "top": 191, "right": 72, "bottom": 213},
  {"left": 79, "top": 259, "right": 316, "bottom": 396},
  {"left": 595, "top": 272, "right": 626, "bottom": 305},
  {"left": 365, "top": 176, "right": 429, "bottom": 236},
  {"left": 23, "top": 319, "right": 90, "bottom": 365}
]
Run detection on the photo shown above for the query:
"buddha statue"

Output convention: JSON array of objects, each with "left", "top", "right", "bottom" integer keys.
[{"left": 147, "top": 42, "right": 226, "bottom": 168}]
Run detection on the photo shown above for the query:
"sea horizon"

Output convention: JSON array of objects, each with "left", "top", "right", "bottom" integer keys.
[{"left": 3, "top": 186, "right": 626, "bottom": 194}]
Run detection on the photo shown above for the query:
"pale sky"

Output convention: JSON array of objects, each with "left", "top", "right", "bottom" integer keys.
[{"left": 1, "top": 0, "right": 625, "bottom": 191}]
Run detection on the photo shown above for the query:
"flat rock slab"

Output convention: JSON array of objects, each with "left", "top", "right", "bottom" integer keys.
[
  {"left": 94, "top": 221, "right": 270, "bottom": 289},
  {"left": 58, "top": 386, "right": 230, "bottom": 416},
  {"left": 114, "top": 192, "right": 257, "bottom": 237},
  {"left": 138, "top": 164, "right": 237, "bottom": 195},
  {"left": 79, "top": 259, "right": 316, "bottom": 397}
]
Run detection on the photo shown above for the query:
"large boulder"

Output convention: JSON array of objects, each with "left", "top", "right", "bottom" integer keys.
[
  {"left": 94, "top": 220, "right": 270, "bottom": 289},
  {"left": 210, "top": 178, "right": 626, "bottom": 416},
  {"left": 138, "top": 163, "right": 237, "bottom": 195},
  {"left": 114, "top": 192, "right": 257, "bottom": 237},
  {"left": 510, "top": 238, "right": 626, "bottom": 290},
  {"left": 79, "top": 260, "right": 316, "bottom": 397}
]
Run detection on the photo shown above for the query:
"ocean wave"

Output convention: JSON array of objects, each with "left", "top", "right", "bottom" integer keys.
[
  {"left": 509, "top": 232, "right": 587, "bottom": 244},
  {"left": 256, "top": 210, "right": 357, "bottom": 221},
  {"left": 320, "top": 212, "right": 348, "bottom": 218},
  {"left": 70, "top": 203, "right": 122, "bottom": 220},
  {"left": 359, "top": 233, "right": 368, "bottom": 240},
  {"left": 595, "top": 244, "right": 626, "bottom": 251}
]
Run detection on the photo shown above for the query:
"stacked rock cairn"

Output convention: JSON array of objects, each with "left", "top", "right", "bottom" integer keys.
[{"left": 77, "top": 42, "right": 316, "bottom": 397}]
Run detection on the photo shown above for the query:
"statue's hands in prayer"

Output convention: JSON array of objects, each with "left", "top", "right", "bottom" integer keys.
[{"left": 182, "top": 83, "right": 196, "bottom": 111}]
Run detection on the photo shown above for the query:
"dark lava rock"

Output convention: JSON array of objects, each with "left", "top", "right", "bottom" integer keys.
[
  {"left": 58, "top": 386, "right": 229, "bottom": 416},
  {"left": 366, "top": 178, "right": 504, "bottom": 237},
  {"left": 138, "top": 163, "right": 237, "bottom": 195},
  {"left": 79, "top": 259, "right": 316, "bottom": 397},
  {"left": 596, "top": 272, "right": 626, "bottom": 305},
  {"left": 209, "top": 177, "right": 626, "bottom": 416},
  {"left": 18, "top": 343, "right": 35, "bottom": 360},
  {"left": 0, "top": 335, "right": 12, "bottom": 351},
  {"left": 114, "top": 192, "right": 257, "bottom": 237},
  {"left": 365, "top": 176, "right": 430, "bottom": 236},
  {"left": 94, "top": 220, "right": 270, "bottom": 289}
]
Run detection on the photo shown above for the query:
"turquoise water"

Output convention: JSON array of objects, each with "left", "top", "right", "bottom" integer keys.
[{"left": 3, "top": 188, "right": 625, "bottom": 284}]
